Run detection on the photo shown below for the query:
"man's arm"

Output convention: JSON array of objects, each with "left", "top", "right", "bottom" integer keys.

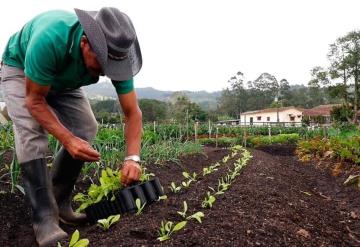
[
  {"left": 25, "top": 78, "right": 100, "bottom": 161},
  {"left": 118, "top": 90, "right": 142, "bottom": 185}
]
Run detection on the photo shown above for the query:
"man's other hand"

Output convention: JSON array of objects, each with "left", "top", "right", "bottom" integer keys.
[
  {"left": 64, "top": 136, "right": 100, "bottom": 161},
  {"left": 120, "top": 160, "right": 142, "bottom": 186}
]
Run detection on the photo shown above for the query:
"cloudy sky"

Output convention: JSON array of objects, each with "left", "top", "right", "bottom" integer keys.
[{"left": 0, "top": 0, "right": 358, "bottom": 92}]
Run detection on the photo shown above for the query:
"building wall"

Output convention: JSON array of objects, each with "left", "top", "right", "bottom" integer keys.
[{"left": 239, "top": 108, "right": 303, "bottom": 125}]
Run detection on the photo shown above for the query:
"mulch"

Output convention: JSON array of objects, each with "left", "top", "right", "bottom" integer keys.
[{"left": 0, "top": 145, "right": 359, "bottom": 246}]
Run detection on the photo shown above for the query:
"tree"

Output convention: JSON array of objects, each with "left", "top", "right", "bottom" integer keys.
[
  {"left": 171, "top": 94, "right": 207, "bottom": 123},
  {"left": 138, "top": 99, "right": 168, "bottom": 122},
  {"left": 329, "top": 31, "right": 360, "bottom": 123}
]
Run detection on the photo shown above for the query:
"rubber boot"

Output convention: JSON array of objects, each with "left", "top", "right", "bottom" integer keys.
[
  {"left": 52, "top": 147, "right": 87, "bottom": 225},
  {"left": 21, "top": 158, "right": 68, "bottom": 247}
]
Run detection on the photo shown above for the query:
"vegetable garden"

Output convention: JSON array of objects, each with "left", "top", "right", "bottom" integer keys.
[{"left": 0, "top": 123, "right": 359, "bottom": 246}]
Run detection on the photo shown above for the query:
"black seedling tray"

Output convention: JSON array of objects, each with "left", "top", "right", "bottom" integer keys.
[{"left": 85, "top": 177, "right": 164, "bottom": 223}]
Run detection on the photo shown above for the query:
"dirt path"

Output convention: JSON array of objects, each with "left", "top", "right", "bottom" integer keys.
[{"left": 0, "top": 145, "right": 359, "bottom": 246}]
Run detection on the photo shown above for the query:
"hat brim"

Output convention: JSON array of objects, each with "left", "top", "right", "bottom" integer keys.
[{"left": 74, "top": 8, "right": 142, "bottom": 81}]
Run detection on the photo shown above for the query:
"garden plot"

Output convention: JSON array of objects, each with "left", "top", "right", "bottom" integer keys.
[{"left": 1, "top": 145, "right": 360, "bottom": 246}]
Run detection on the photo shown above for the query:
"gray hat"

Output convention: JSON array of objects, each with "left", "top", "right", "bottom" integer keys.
[{"left": 75, "top": 7, "right": 142, "bottom": 81}]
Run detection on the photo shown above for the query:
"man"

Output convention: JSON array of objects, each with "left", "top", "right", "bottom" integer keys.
[{"left": 0, "top": 7, "right": 142, "bottom": 246}]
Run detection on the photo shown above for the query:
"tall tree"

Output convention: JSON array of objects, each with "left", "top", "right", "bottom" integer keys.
[{"left": 339, "top": 31, "right": 360, "bottom": 122}]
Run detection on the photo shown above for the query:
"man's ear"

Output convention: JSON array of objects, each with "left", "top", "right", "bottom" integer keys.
[{"left": 80, "top": 35, "right": 87, "bottom": 49}]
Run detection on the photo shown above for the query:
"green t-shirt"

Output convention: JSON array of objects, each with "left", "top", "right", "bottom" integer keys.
[{"left": 2, "top": 10, "right": 133, "bottom": 94}]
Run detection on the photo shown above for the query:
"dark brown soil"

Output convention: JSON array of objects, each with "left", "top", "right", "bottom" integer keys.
[{"left": 0, "top": 145, "right": 359, "bottom": 247}]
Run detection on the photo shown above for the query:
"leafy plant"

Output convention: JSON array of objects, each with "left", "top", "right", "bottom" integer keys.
[
  {"left": 135, "top": 198, "right": 146, "bottom": 215},
  {"left": 158, "top": 195, "right": 168, "bottom": 201},
  {"left": 97, "top": 214, "right": 121, "bottom": 231},
  {"left": 201, "top": 192, "right": 216, "bottom": 208},
  {"left": 177, "top": 201, "right": 188, "bottom": 218},
  {"left": 58, "top": 230, "right": 89, "bottom": 247},
  {"left": 169, "top": 182, "right": 182, "bottom": 193},
  {"left": 177, "top": 201, "right": 205, "bottom": 223},
  {"left": 157, "top": 220, "right": 187, "bottom": 242},
  {"left": 182, "top": 171, "right": 197, "bottom": 182},
  {"left": 74, "top": 167, "right": 123, "bottom": 212},
  {"left": 186, "top": 211, "right": 205, "bottom": 223}
]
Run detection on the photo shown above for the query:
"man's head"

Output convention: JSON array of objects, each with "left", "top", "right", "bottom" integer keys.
[
  {"left": 80, "top": 35, "right": 103, "bottom": 77},
  {"left": 75, "top": 7, "right": 142, "bottom": 81}
]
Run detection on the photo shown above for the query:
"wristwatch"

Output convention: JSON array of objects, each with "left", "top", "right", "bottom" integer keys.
[{"left": 124, "top": 155, "right": 141, "bottom": 163}]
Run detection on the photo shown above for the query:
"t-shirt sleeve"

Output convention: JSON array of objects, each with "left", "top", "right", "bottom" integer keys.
[
  {"left": 111, "top": 78, "right": 134, "bottom": 95},
  {"left": 24, "top": 35, "right": 58, "bottom": 86}
]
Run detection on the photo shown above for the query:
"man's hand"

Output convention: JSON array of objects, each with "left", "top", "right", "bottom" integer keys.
[
  {"left": 64, "top": 136, "right": 100, "bottom": 161},
  {"left": 120, "top": 160, "right": 142, "bottom": 186}
]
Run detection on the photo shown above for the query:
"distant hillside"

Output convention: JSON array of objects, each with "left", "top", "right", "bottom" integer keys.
[{"left": 83, "top": 81, "right": 220, "bottom": 110}]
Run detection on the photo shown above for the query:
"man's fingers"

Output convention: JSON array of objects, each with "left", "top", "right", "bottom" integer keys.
[{"left": 121, "top": 165, "right": 130, "bottom": 185}]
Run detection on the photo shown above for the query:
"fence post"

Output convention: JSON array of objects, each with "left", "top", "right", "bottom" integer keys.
[
  {"left": 268, "top": 125, "right": 271, "bottom": 138},
  {"left": 153, "top": 121, "right": 156, "bottom": 133},
  {"left": 216, "top": 127, "right": 219, "bottom": 148},
  {"left": 122, "top": 123, "right": 125, "bottom": 138},
  {"left": 208, "top": 120, "right": 212, "bottom": 139},
  {"left": 194, "top": 122, "right": 198, "bottom": 141},
  {"left": 244, "top": 127, "right": 247, "bottom": 148}
]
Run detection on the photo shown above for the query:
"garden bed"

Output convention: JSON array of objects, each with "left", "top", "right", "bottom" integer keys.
[{"left": 1, "top": 145, "right": 360, "bottom": 246}]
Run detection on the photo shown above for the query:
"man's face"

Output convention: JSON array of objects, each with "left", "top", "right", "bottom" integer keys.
[{"left": 80, "top": 36, "right": 104, "bottom": 77}]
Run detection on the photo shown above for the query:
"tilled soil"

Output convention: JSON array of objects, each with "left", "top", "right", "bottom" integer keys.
[{"left": 0, "top": 145, "right": 359, "bottom": 247}]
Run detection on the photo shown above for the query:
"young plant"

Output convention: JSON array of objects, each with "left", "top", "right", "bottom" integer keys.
[
  {"left": 169, "top": 182, "right": 182, "bottom": 193},
  {"left": 186, "top": 211, "right": 205, "bottom": 223},
  {"left": 222, "top": 155, "right": 230, "bottom": 163},
  {"left": 177, "top": 201, "right": 188, "bottom": 218},
  {"left": 97, "top": 214, "right": 120, "bottom": 231},
  {"left": 61, "top": 229, "right": 89, "bottom": 247},
  {"left": 157, "top": 220, "right": 187, "bottom": 242},
  {"left": 74, "top": 167, "right": 122, "bottom": 212},
  {"left": 182, "top": 171, "right": 197, "bottom": 182},
  {"left": 157, "top": 195, "right": 168, "bottom": 201},
  {"left": 139, "top": 167, "right": 155, "bottom": 182},
  {"left": 201, "top": 191, "right": 216, "bottom": 208},
  {"left": 181, "top": 180, "right": 192, "bottom": 188},
  {"left": 135, "top": 198, "right": 146, "bottom": 215},
  {"left": 177, "top": 201, "right": 205, "bottom": 223}
]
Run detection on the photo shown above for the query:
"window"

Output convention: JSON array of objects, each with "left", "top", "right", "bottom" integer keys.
[
  {"left": 267, "top": 117, "right": 270, "bottom": 121},
  {"left": 257, "top": 116, "right": 261, "bottom": 121},
  {"left": 290, "top": 116, "right": 295, "bottom": 121}
]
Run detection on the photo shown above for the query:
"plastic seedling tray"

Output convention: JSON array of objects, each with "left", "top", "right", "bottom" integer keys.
[{"left": 85, "top": 177, "right": 164, "bottom": 223}]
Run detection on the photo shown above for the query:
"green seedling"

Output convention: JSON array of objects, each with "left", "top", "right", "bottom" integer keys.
[
  {"left": 97, "top": 214, "right": 120, "bottom": 231},
  {"left": 181, "top": 180, "right": 192, "bottom": 188},
  {"left": 139, "top": 167, "right": 155, "bottom": 182},
  {"left": 177, "top": 201, "right": 188, "bottom": 218},
  {"left": 59, "top": 229, "right": 89, "bottom": 247},
  {"left": 203, "top": 164, "right": 219, "bottom": 176},
  {"left": 158, "top": 195, "right": 168, "bottom": 201},
  {"left": 177, "top": 201, "right": 205, "bottom": 223},
  {"left": 202, "top": 191, "right": 216, "bottom": 208},
  {"left": 187, "top": 211, "right": 205, "bottom": 223},
  {"left": 222, "top": 155, "right": 230, "bottom": 163},
  {"left": 182, "top": 171, "right": 197, "bottom": 182},
  {"left": 157, "top": 220, "right": 187, "bottom": 242},
  {"left": 169, "top": 182, "right": 182, "bottom": 193},
  {"left": 135, "top": 198, "right": 146, "bottom": 215}
]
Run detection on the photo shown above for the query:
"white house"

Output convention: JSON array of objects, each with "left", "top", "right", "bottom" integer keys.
[{"left": 218, "top": 106, "right": 304, "bottom": 126}]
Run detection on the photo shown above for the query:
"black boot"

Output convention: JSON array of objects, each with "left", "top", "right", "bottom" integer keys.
[
  {"left": 21, "top": 158, "right": 68, "bottom": 247},
  {"left": 51, "top": 147, "right": 87, "bottom": 225}
]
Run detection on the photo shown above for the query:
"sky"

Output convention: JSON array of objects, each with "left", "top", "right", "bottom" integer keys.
[{"left": 0, "top": 0, "right": 359, "bottom": 92}]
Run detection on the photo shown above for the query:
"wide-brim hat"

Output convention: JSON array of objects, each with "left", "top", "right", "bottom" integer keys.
[{"left": 75, "top": 7, "right": 142, "bottom": 81}]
